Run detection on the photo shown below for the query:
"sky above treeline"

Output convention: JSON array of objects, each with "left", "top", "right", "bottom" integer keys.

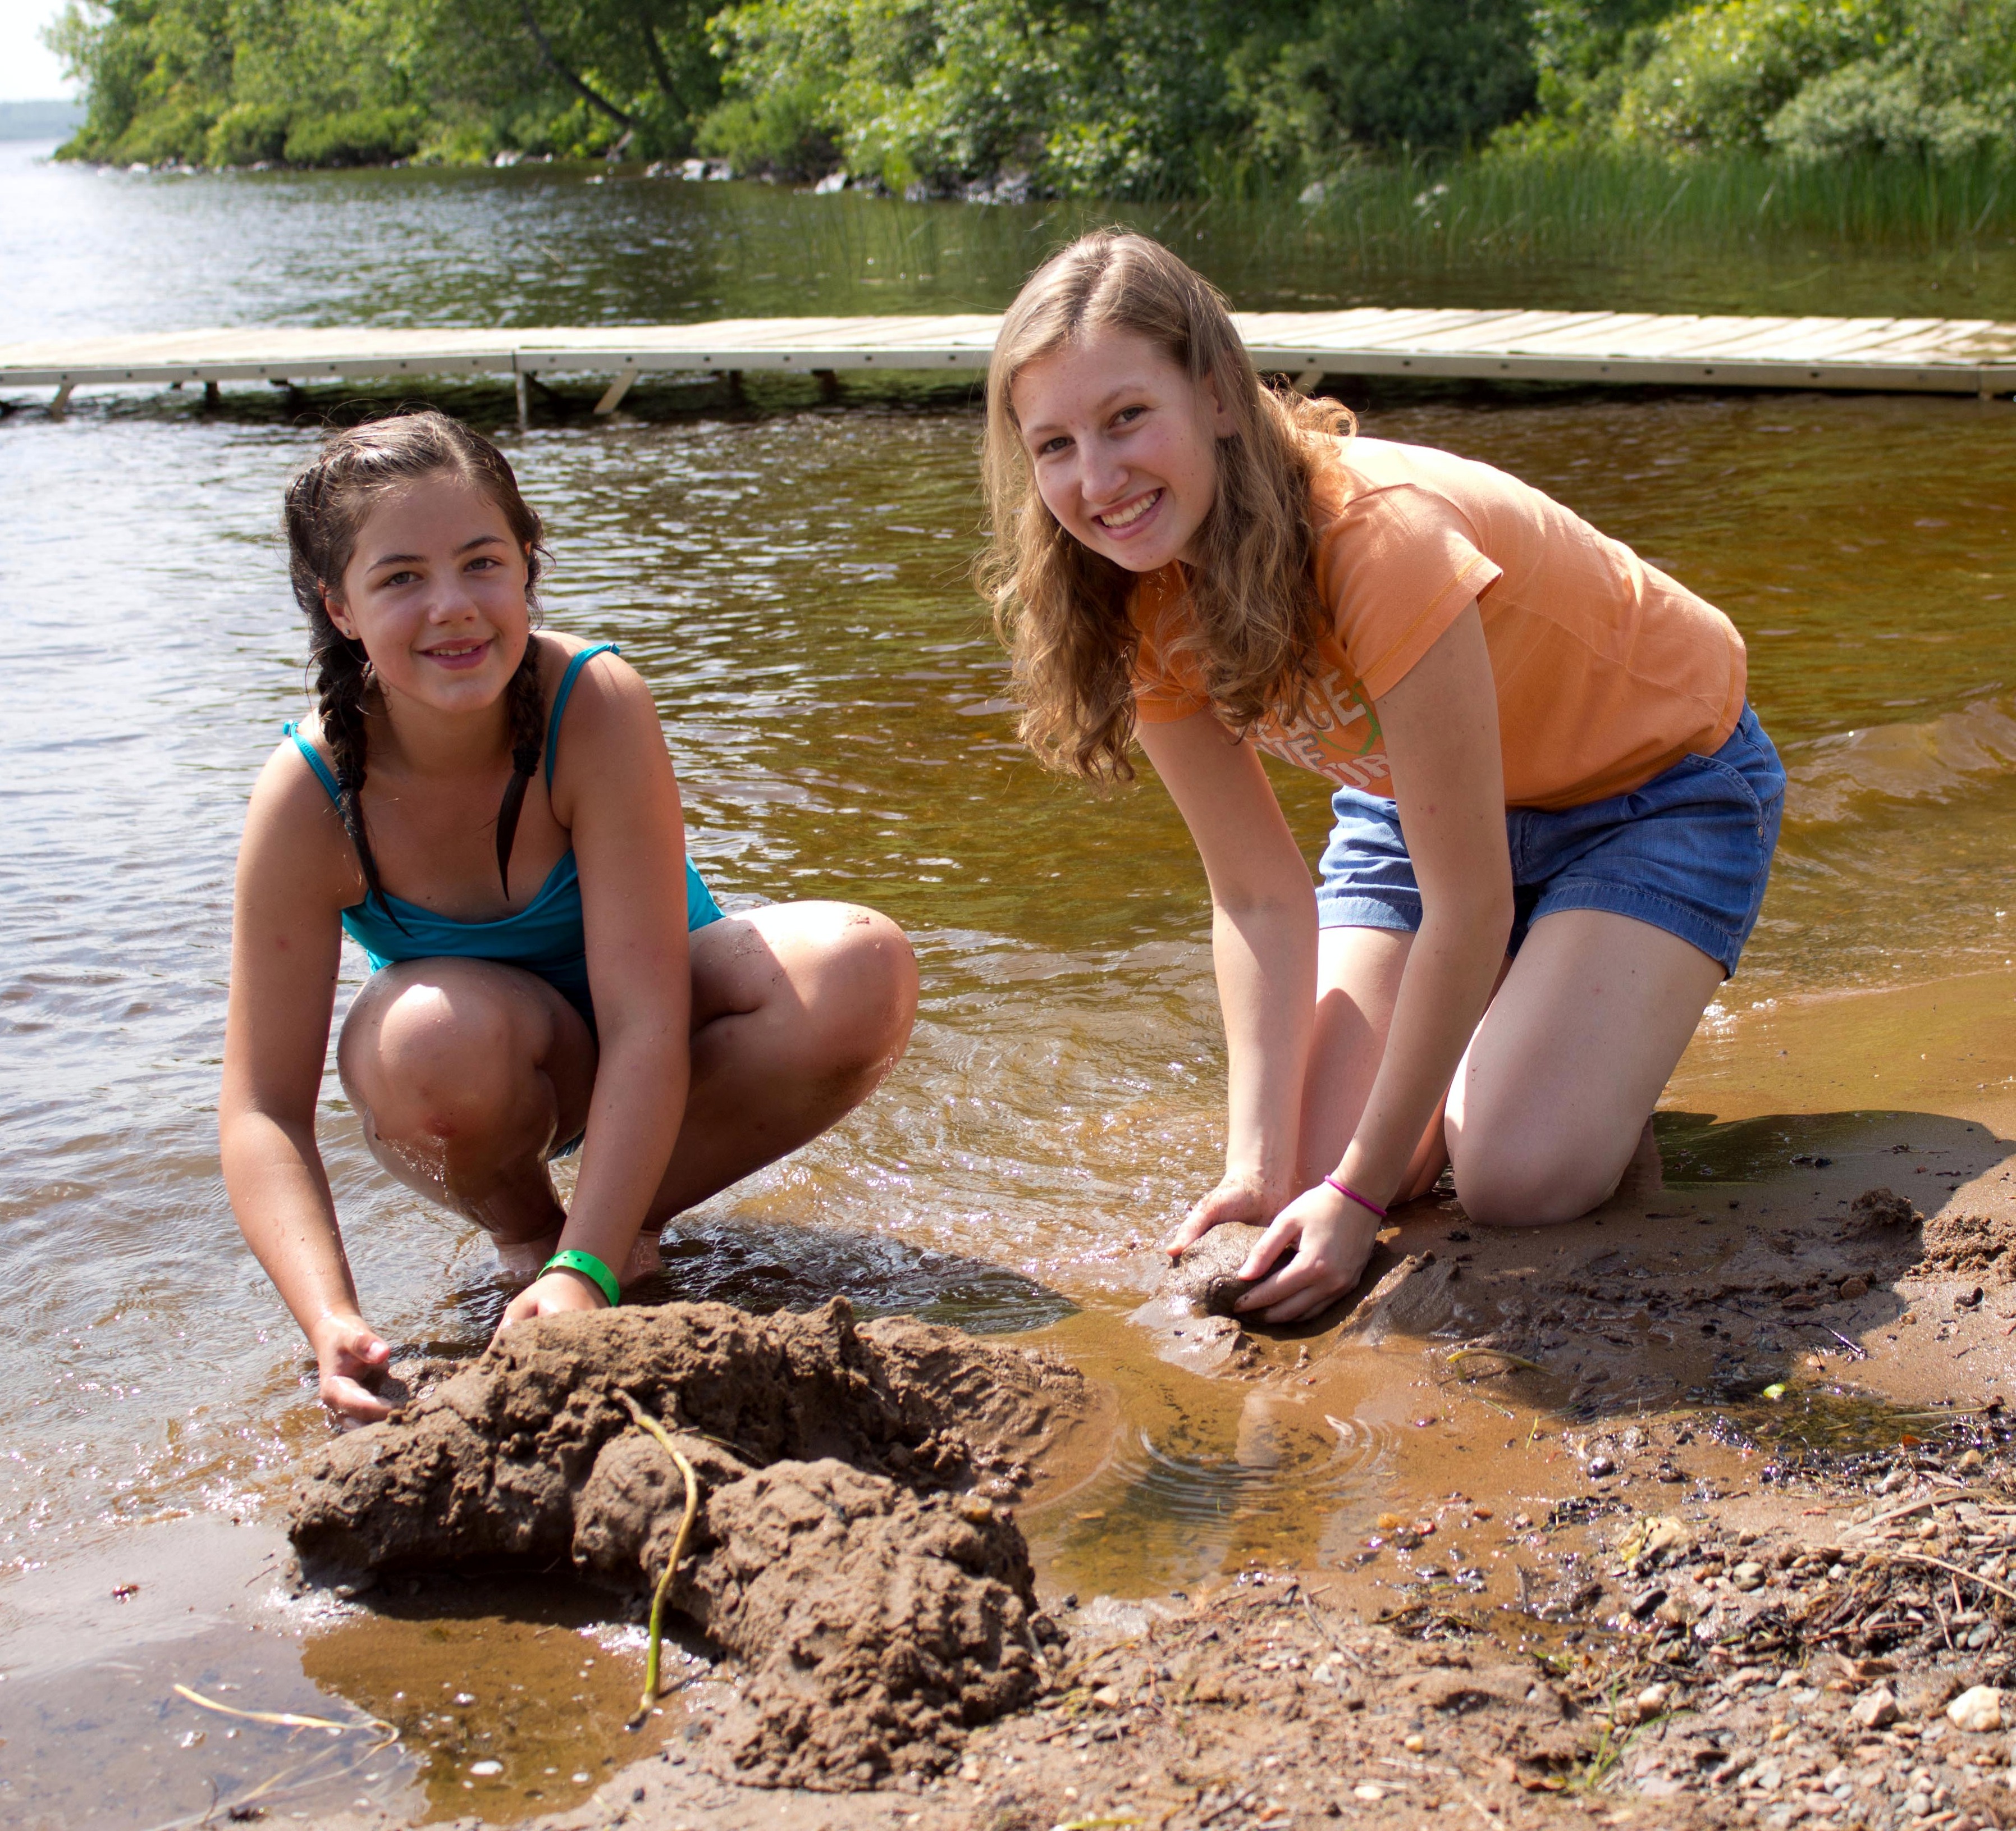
[{"left": 0, "top": 0, "right": 71, "bottom": 103}]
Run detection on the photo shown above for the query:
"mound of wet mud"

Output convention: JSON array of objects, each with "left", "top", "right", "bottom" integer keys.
[
  {"left": 287, "top": 1299, "right": 1089, "bottom": 1788},
  {"left": 1916, "top": 1207, "right": 2016, "bottom": 1280}
]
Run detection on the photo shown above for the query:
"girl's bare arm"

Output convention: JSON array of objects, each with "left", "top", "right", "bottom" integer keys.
[
  {"left": 1236, "top": 603, "right": 1514, "bottom": 1321},
  {"left": 499, "top": 653, "right": 691, "bottom": 1322},
  {"left": 220, "top": 751, "right": 392, "bottom": 1419},
  {"left": 1135, "top": 709, "right": 1318, "bottom": 1243}
]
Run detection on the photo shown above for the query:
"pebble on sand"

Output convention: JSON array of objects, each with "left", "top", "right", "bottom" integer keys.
[
  {"left": 1852, "top": 1686, "right": 1900, "bottom": 1728},
  {"left": 1946, "top": 1684, "right": 2003, "bottom": 1732}
]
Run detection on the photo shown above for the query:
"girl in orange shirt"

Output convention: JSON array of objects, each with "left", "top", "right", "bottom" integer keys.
[{"left": 981, "top": 232, "right": 1783, "bottom": 1321}]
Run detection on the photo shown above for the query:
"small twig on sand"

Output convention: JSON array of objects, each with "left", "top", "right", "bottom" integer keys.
[
  {"left": 1858, "top": 1488, "right": 1993, "bottom": 1533},
  {"left": 1882, "top": 1549, "right": 2016, "bottom": 1610},
  {"left": 1458, "top": 1782, "right": 1506, "bottom": 1828},
  {"left": 617, "top": 1390, "right": 703, "bottom": 1727}
]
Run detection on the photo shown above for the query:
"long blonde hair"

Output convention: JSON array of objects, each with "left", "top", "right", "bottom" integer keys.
[{"left": 979, "top": 230, "right": 1355, "bottom": 783}]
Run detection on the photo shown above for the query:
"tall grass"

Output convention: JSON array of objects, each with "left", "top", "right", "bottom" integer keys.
[
  {"left": 666, "top": 145, "right": 2016, "bottom": 321},
  {"left": 1292, "top": 149, "right": 2016, "bottom": 262}
]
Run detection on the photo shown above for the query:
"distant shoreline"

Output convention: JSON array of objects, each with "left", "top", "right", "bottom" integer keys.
[{"left": 0, "top": 99, "right": 82, "bottom": 144}]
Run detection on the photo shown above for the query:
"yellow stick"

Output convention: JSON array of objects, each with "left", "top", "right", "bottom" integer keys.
[
  {"left": 1445, "top": 1347, "right": 1545, "bottom": 1375},
  {"left": 616, "top": 1390, "right": 702, "bottom": 1726},
  {"left": 172, "top": 1683, "right": 393, "bottom": 1741}
]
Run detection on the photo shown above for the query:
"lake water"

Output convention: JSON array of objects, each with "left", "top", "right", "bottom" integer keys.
[{"left": 6, "top": 138, "right": 2016, "bottom": 1822}]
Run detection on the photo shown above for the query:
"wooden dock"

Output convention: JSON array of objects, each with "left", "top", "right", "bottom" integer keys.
[{"left": 5, "top": 308, "right": 2015, "bottom": 419}]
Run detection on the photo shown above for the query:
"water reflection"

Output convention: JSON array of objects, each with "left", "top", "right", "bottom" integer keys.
[
  {"left": 8, "top": 138, "right": 2016, "bottom": 347},
  {"left": 5, "top": 378, "right": 2015, "bottom": 1561}
]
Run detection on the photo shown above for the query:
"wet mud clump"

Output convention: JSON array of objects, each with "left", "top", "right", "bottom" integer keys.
[
  {"left": 1162, "top": 1222, "right": 1267, "bottom": 1317},
  {"left": 1844, "top": 1185, "right": 1922, "bottom": 1240},
  {"left": 1916, "top": 1206, "right": 2016, "bottom": 1280},
  {"left": 287, "top": 1300, "right": 1089, "bottom": 1788}
]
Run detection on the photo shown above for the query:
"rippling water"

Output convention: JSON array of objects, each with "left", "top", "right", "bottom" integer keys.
[{"left": 3, "top": 138, "right": 2014, "bottom": 1614}]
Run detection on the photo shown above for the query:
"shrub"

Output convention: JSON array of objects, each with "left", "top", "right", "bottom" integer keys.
[
  {"left": 1612, "top": 0, "right": 2016, "bottom": 155},
  {"left": 206, "top": 99, "right": 290, "bottom": 163},
  {"left": 282, "top": 102, "right": 423, "bottom": 165}
]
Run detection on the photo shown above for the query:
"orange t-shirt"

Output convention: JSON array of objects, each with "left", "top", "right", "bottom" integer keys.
[{"left": 1130, "top": 437, "right": 1747, "bottom": 810}]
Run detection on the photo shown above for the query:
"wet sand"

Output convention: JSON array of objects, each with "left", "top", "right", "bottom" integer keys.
[{"left": 15, "top": 965, "right": 2016, "bottom": 1829}]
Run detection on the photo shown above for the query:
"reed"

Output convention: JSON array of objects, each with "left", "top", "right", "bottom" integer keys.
[
  {"left": 1285, "top": 149, "right": 2016, "bottom": 262},
  {"left": 668, "top": 144, "right": 2016, "bottom": 327}
]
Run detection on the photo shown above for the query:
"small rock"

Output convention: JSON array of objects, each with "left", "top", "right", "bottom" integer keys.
[
  {"left": 1948, "top": 1686, "right": 2003, "bottom": 1733},
  {"left": 1091, "top": 1684, "right": 1122, "bottom": 1709},
  {"left": 1636, "top": 1682, "right": 1671, "bottom": 1714},
  {"left": 1839, "top": 1276, "right": 1870, "bottom": 1300},
  {"left": 1588, "top": 1454, "right": 1616, "bottom": 1478},
  {"left": 1621, "top": 1514, "right": 1692, "bottom": 1567},
  {"left": 1352, "top": 1783, "right": 1385, "bottom": 1801},
  {"left": 1629, "top": 1587, "right": 1668, "bottom": 1619},
  {"left": 954, "top": 1494, "right": 996, "bottom": 1524},
  {"left": 1731, "top": 1560, "right": 1767, "bottom": 1591},
  {"left": 1958, "top": 1449, "right": 1985, "bottom": 1472},
  {"left": 468, "top": 1760, "right": 503, "bottom": 1777},
  {"left": 1852, "top": 1686, "right": 1901, "bottom": 1729}
]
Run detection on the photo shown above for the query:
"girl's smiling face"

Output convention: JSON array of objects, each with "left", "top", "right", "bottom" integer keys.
[
  {"left": 327, "top": 471, "right": 532, "bottom": 718},
  {"left": 1012, "top": 327, "right": 1235, "bottom": 573}
]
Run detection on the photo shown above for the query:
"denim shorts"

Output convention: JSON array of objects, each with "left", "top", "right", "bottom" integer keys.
[{"left": 1315, "top": 704, "right": 1785, "bottom": 977}]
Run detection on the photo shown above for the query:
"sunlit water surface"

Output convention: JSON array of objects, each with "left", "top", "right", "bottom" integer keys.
[{"left": 4, "top": 137, "right": 2016, "bottom": 1819}]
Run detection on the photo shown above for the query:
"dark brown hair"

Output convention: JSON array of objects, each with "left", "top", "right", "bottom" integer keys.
[
  {"left": 282, "top": 410, "right": 549, "bottom": 907},
  {"left": 979, "top": 230, "right": 1355, "bottom": 782}
]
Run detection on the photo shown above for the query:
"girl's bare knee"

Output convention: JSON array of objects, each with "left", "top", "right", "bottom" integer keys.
[
  {"left": 803, "top": 907, "right": 918, "bottom": 1086},
  {"left": 1452, "top": 1140, "right": 1617, "bottom": 1229},
  {"left": 340, "top": 972, "right": 528, "bottom": 1146}
]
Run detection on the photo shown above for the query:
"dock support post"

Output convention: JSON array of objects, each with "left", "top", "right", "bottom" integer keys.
[
  {"left": 725, "top": 369, "right": 745, "bottom": 403},
  {"left": 50, "top": 382, "right": 74, "bottom": 417},
  {"left": 813, "top": 367, "right": 842, "bottom": 402},
  {"left": 594, "top": 367, "right": 638, "bottom": 416},
  {"left": 515, "top": 371, "right": 531, "bottom": 431},
  {"left": 1292, "top": 367, "right": 1324, "bottom": 395},
  {"left": 203, "top": 381, "right": 220, "bottom": 407}
]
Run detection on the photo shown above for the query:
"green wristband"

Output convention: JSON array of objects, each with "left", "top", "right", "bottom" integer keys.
[{"left": 541, "top": 1248, "right": 620, "bottom": 1308}]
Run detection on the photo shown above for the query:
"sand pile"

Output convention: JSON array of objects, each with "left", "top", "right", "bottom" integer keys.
[{"left": 287, "top": 1299, "right": 1089, "bottom": 1787}]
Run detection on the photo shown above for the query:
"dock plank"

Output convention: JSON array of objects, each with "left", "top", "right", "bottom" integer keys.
[{"left": 5, "top": 307, "right": 2014, "bottom": 403}]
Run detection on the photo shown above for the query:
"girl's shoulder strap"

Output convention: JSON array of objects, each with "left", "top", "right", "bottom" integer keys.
[
  {"left": 544, "top": 642, "right": 622, "bottom": 789},
  {"left": 282, "top": 721, "right": 343, "bottom": 805}
]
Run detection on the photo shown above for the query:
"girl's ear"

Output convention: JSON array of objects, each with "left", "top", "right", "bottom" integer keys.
[
  {"left": 1200, "top": 365, "right": 1238, "bottom": 439},
  {"left": 321, "top": 584, "right": 360, "bottom": 642}
]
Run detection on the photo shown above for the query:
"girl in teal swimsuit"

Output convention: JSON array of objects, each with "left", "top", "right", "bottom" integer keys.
[{"left": 220, "top": 410, "right": 918, "bottom": 1423}]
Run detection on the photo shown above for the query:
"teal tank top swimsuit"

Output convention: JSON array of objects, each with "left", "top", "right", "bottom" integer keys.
[{"left": 285, "top": 642, "right": 724, "bottom": 1034}]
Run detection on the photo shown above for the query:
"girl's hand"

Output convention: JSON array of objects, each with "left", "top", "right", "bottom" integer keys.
[
  {"left": 311, "top": 1314, "right": 394, "bottom": 1424},
  {"left": 1163, "top": 1167, "right": 1293, "bottom": 1259},
  {"left": 498, "top": 1267, "right": 609, "bottom": 1331},
  {"left": 1232, "top": 1182, "right": 1381, "bottom": 1324}
]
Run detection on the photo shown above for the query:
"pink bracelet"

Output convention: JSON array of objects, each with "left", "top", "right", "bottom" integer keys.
[{"left": 1324, "top": 1174, "right": 1388, "bottom": 1220}]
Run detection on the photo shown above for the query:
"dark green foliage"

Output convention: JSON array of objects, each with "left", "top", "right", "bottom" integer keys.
[{"left": 42, "top": 0, "right": 2016, "bottom": 184}]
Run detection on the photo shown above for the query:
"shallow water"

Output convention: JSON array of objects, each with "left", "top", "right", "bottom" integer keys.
[{"left": 6, "top": 136, "right": 2016, "bottom": 1822}]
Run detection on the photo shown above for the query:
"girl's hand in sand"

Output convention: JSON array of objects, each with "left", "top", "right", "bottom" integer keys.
[
  {"left": 1231, "top": 1182, "right": 1380, "bottom": 1325},
  {"left": 312, "top": 1313, "right": 394, "bottom": 1423},
  {"left": 499, "top": 1267, "right": 609, "bottom": 1330},
  {"left": 1163, "top": 1168, "right": 1293, "bottom": 1259}
]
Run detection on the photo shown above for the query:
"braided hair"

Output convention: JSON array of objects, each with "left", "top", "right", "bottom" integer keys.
[{"left": 281, "top": 411, "right": 550, "bottom": 907}]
